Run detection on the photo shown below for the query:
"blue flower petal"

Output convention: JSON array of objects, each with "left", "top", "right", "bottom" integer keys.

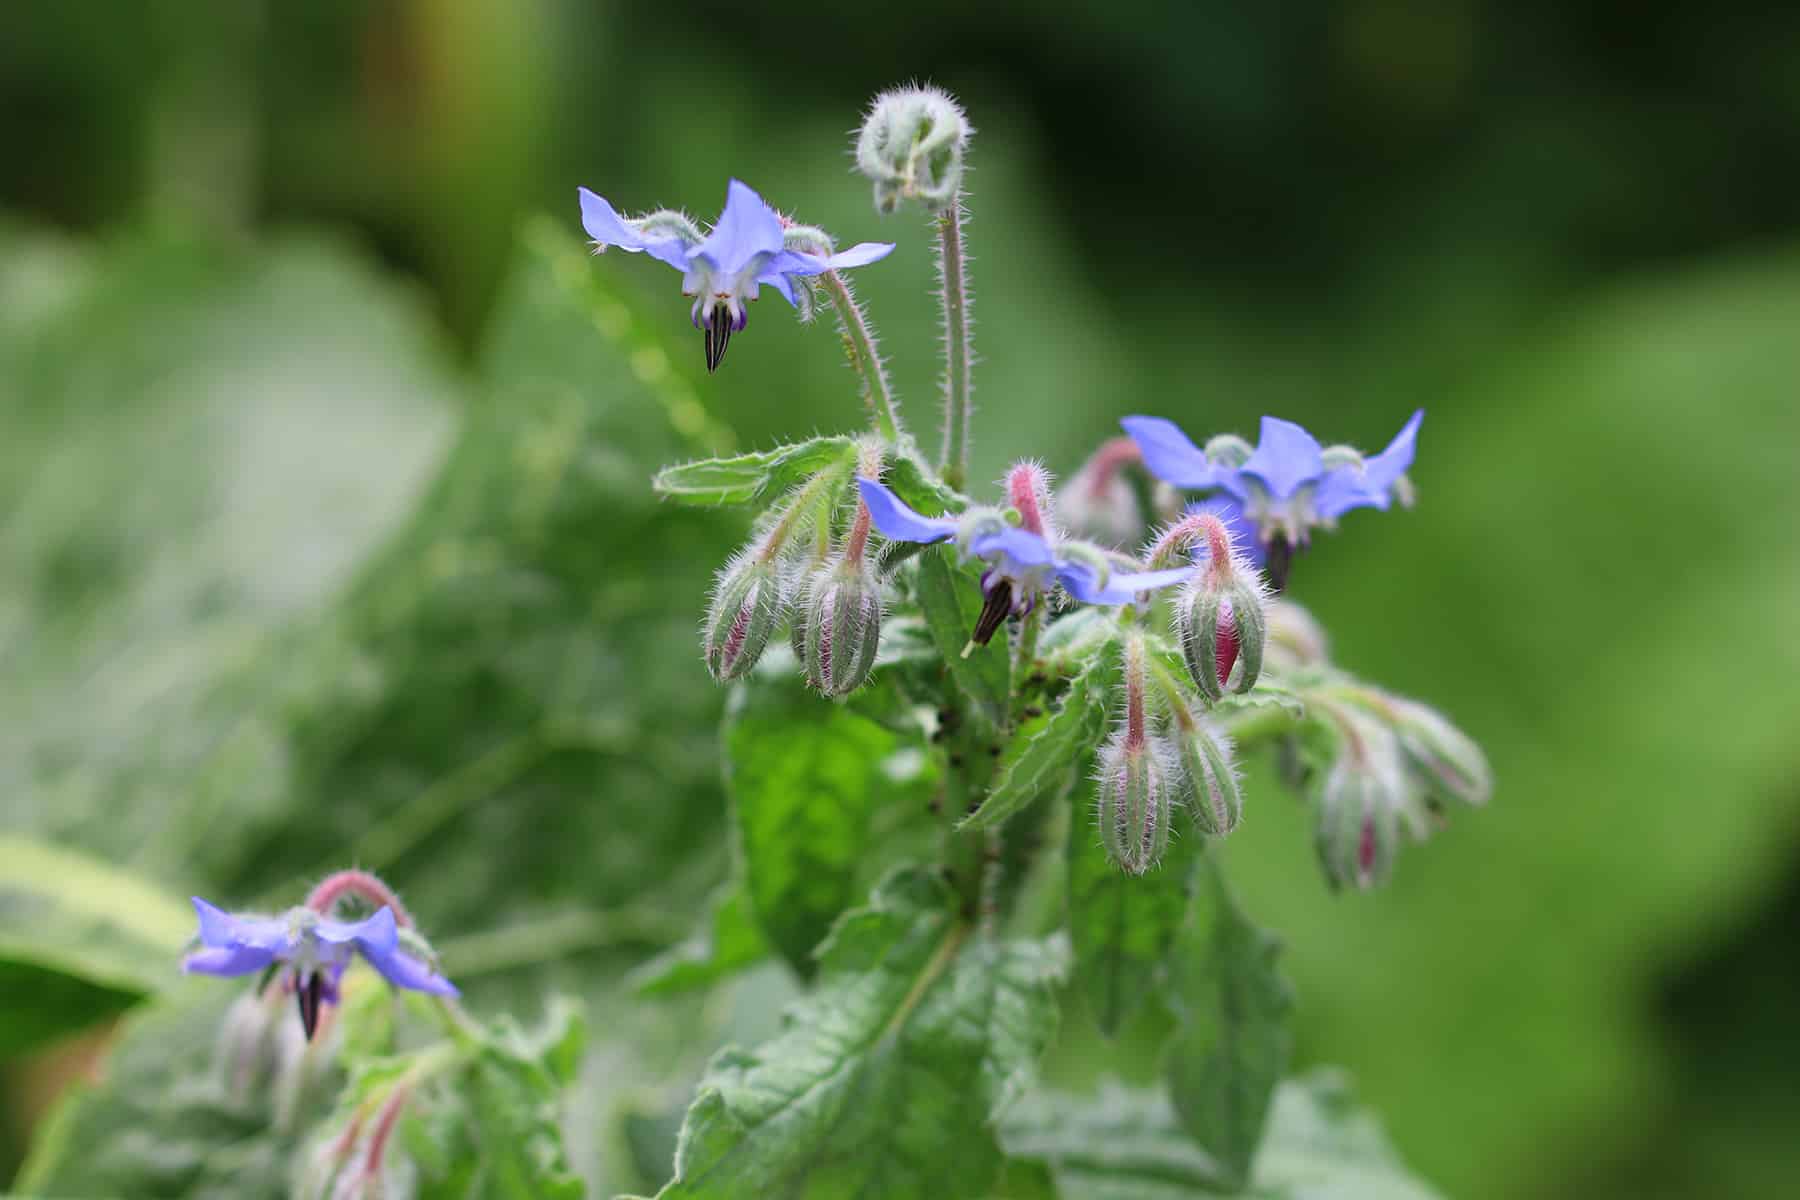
[
  {"left": 1058, "top": 563, "right": 1195, "bottom": 606},
  {"left": 856, "top": 477, "right": 957, "bottom": 544},
  {"left": 191, "top": 897, "right": 287, "bottom": 952},
  {"left": 182, "top": 943, "right": 280, "bottom": 977},
  {"left": 359, "top": 939, "right": 460, "bottom": 998},
  {"left": 696, "top": 180, "right": 785, "bottom": 280},
  {"left": 318, "top": 906, "right": 399, "bottom": 957},
  {"left": 1313, "top": 466, "right": 1382, "bottom": 519},
  {"left": 1362, "top": 408, "right": 1422, "bottom": 494},
  {"left": 969, "top": 526, "right": 1058, "bottom": 568},
  {"left": 1120, "top": 416, "right": 1222, "bottom": 490},
  {"left": 824, "top": 241, "right": 895, "bottom": 269},
  {"left": 577, "top": 188, "right": 692, "bottom": 271},
  {"left": 1240, "top": 416, "right": 1324, "bottom": 499}
]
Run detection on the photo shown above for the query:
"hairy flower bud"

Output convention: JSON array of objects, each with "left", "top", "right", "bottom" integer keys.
[
  {"left": 1313, "top": 717, "right": 1410, "bottom": 891},
  {"left": 1095, "top": 735, "right": 1174, "bottom": 875},
  {"left": 794, "top": 559, "right": 883, "bottom": 696},
  {"left": 1057, "top": 437, "right": 1144, "bottom": 548},
  {"left": 855, "top": 85, "right": 971, "bottom": 212},
  {"left": 1265, "top": 598, "right": 1329, "bottom": 670},
  {"left": 704, "top": 553, "right": 784, "bottom": 681},
  {"left": 1173, "top": 718, "right": 1243, "bottom": 837},
  {"left": 1374, "top": 693, "right": 1492, "bottom": 809},
  {"left": 1178, "top": 577, "right": 1268, "bottom": 703}
]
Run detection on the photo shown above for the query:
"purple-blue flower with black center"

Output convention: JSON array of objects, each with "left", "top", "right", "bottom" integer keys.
[
  {"left": 579, "top": 179, "right": 894, "bottom": 372},
  {"left": 857, "top": 470, "right": 1193, "bottom": 647},
  {"left": 1122, "top": 411, "right": 1422, "bottom": 587},
  {"left": 184, "top": 898, "right": 457, "bottom": 1040}
]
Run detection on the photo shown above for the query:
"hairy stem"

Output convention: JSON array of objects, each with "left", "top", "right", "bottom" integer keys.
[
  {"left": 819, "top": 269, "right": 904, "bottom": 445},
  {"left": 934, "top": 197, "right": 974, "bottom": 489},
  {"left": 305, "top": 870, "right": 414, "bottom": 927}
]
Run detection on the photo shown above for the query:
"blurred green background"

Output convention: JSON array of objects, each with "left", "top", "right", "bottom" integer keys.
[{"left": 3, "top": 1, "right": 1798, "bottom": 1197}]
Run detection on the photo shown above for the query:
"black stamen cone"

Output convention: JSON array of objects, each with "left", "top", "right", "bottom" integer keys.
[
  {"left": 704, "top": 305, "right": 734, "bottom": 373},
  {"left": 1265, "top": 535, "right": 1294, "bottom": 594},
  {"left": 296, "top": 971, "right": 324, "bottom": 1041},
  {"left": 970, "top": 580, "right": 1013, "bottom": 647}
]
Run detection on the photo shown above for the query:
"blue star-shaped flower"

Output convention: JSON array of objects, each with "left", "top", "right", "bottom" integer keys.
[
  {"left": 579, "top": 179, "right": 894, "bottom": 371},
  {"left": 857, "top": 476, "right": 1192, "bottom": 645},
  {"left": 184, "top": 898, "right": 457, "bottom": 1039},
  {"left": 1121, "top": 411, "right": 1422, "bottom": 585}
]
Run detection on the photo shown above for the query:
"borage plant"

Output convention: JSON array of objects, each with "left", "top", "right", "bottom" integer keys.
[
  {"left": 136, "top": 84, "right": 1489, "bottom": 1200},
  {"left": 623, "top": 85, "right": 1490, "bottom": 1198}
]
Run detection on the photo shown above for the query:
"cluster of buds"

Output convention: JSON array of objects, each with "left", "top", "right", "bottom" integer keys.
[
  {"left": 855, "top": 85, "right": 971, "bottom": 213},
  {"left": 294, "top": 1081, "right": 418, "bottom": 1199},
  {"left": 1094, "top": 629, "right": 1248, "bottom": 875},
  {"left": 704, "top": 445, "right": 887, "bottom": 696},
  {"left": 1055, "top": 437, "right": 1146, "bottom": 549},
  {"left": 1298, "top": 683, "right": 1492, "bottom": 890}
]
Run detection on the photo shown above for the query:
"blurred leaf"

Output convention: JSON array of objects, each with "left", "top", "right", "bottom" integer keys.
[
  {"left": 914, "top": 550, "right": 1012, "bottom": 724},
  {"left": 1166, "top": 855, "right": 1294, "bottom": 1188},
  {"left": 16, "top": 982, "right": 317, "bottom": 1199},
  {"left": 0, "top": 231, "right": 454, "bottom": 865},
  {"left": 724, "top": 668, "right": 936, "bottom": 979},
  {"left": 963, "top": 640, "right": 1118, "bottom": 832},
  {"left": 0, "top": 836, "right": 191, "bottom": 1055},
  {"left": 652, "top": 437, "right": 856, "bottom": 506},
  {"left": 629, "top": 883, "right": 769, "bottom": 997},
  {"left": 645, "top": 868, "right": 1066, "bottom": 1199},
  {"left": 0, "top": 835, "right": 191, "bottom": 994},
  {"left": 1067, "top": 808, "right": 1198, "bottom": 1039},
  {"left": 999, "top": 1069, "right": 1442, "bottom": 1199}
]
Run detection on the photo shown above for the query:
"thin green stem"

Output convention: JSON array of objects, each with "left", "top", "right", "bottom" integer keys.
[
  {"left": 818, "top": 270, "right": 904, "bottom": 444},
  {"left": 934, "top": 197, "right": 974, "bottom": 489}
]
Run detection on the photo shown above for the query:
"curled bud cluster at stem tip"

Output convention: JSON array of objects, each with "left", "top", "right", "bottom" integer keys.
[
  {"left": 704, "top": 553, "right": 784, "bottom": 682},
  {"left": 1155, "top": 511, "right": 1269, "bottom": 702},
  {"left": 793, "top": 559, "right": 883, "bottom": 697},
  {"left": 1172, "top": 717, "right": 1243, "bottom": 838},
  {"left": 1056, "top": 437, "right": 1144, "bottom": 548},
  {"left": 855, "top": 85, "right": 971, "bottom": 213}
]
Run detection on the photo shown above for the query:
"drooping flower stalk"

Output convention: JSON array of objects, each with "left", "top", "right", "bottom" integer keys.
[{"left": 305, "top": 869, "right": 413, "bottom": 927}]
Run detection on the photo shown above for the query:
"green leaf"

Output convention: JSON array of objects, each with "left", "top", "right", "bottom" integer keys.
[
  {"left": 913, "top": 549, "right": 1012, "bottom": 724},
  {"left": 999, "top": 1069, "right": 1442, "bottom": 1199},
  {"left": 881, "top": 452, "right": 967, "bottom": 518},
  {"left": 962, "top": 643, "right": 1119, "bottom": 832},
  {"left": 16, "top": 982, "right": 321, "bottom": 1199},
  {"left": 651, "top": 867, "right": 1067, "bottom": 1199},
  {"left": 0, "top": 835, "right": 194, "bottom": 1053},
  {"left": 1165, "top": 855, "right": 1294, "bottom": 1188},
  {"left": 653, "top": 437, "right": 857, "bottom": 506},
  {"left": 447, "top": 1003, "right": 588, "bottom": 1199},
  {"left": 629, "top": 883, "right": 770, "bottom": 997},
  {"left": 724, "top": 669, "right": 936, "bottom": 979},
  {"left": 1066, "top": 805, "right": 1198, "bottom": 1038}
]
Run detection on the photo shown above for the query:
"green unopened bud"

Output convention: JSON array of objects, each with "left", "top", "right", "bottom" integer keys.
[
  {"left": 704, "top": 553, "right": 784, "bottom": 681},
  {"left": 1095, "top": 735, "right": 1174, "bottom": 875},
  {"left": 855, "top": 85, "right": 971, "bottom": 212},
  {"left": 794, "top": 559, "right": 883, "bottom": 696},
  {"left": 1313, "top": 718, "right": 1410, "bottom": 891},
  {"left": 1178, "top": 577, "right": 1267, "bottom": 702},
  {"left": 1378, "top": 694, "right": 1491, "bottom": 809},
  {"left": 1174, "top": 718, "right": 1243, "bottom": 837}
]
